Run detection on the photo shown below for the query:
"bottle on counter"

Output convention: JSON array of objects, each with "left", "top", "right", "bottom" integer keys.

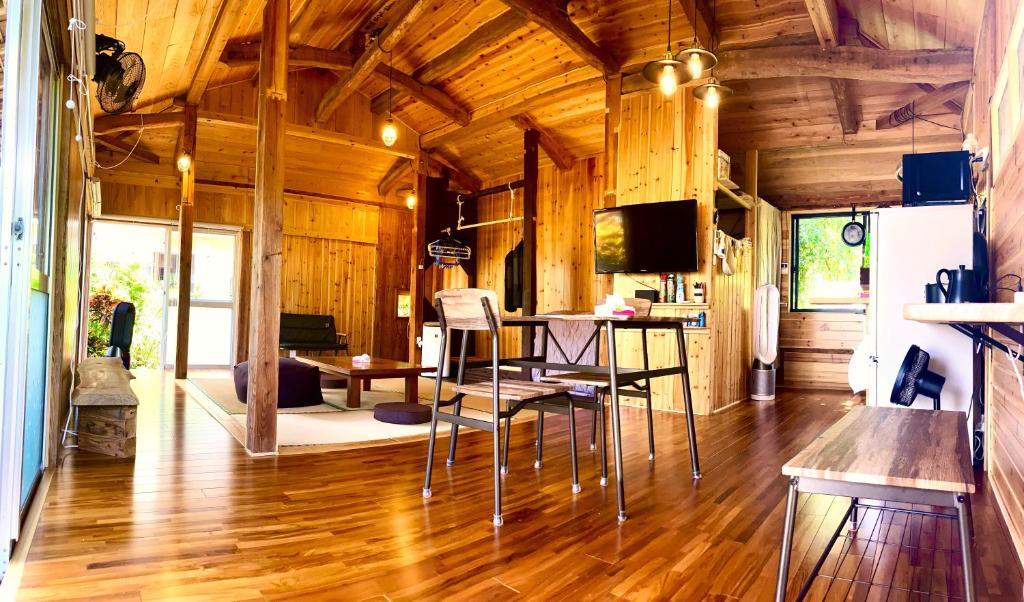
[
  {"left": 667, "top": 273, "right": 676, "bottom": 303},
  {"left": 676, "top": 274, "right": 686, "bottom": 302},
  {"left": 659, "top": 273, "right": 668, "bottom": 303},
  {"left": 698, "top": 311, "right": 706, "bottom": 328}
]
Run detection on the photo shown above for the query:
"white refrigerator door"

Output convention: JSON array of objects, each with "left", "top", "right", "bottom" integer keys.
[{"left": 867, "top": 204, "right": 975, "bottom": 413}]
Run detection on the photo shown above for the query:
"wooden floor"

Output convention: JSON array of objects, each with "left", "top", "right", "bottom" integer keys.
[{"left": 16, "top": 371, "right": 1024, "bottom": 600}]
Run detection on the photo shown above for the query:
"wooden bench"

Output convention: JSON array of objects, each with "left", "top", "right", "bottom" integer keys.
[
  {"left": 71, "top": 358, "right": 139, "bottom": 458},
  {"left": 279, "top": 313, "right": 348, "bottom": 356}
]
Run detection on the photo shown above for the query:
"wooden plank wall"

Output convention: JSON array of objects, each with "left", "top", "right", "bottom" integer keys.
[
  {"left": 778, "top": 210, "right": 866, "bottom": 389},
  {"left": 711, "top": 242, "right": 753, "bottom": 410},
  {"left": 97, "top": 181, "right": 403, "bottom": 358},
  {"left": 970, "top": 0, "right": 1024, "bottom": 566}
]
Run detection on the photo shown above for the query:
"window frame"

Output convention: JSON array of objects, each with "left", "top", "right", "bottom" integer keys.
[{"left": 789, "top": 211, "right": 869, "bottom": 314}]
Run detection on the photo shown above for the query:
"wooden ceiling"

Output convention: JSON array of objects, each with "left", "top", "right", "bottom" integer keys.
[{"left": 92, "top": 0, "right": 983, "bottom": 209}]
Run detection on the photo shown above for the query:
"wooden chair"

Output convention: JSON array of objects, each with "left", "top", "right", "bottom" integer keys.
[
  {"left": 423, "top": 288, "right": 575, "bottom": 526},
  {"left": 538, "top": 297, "right": 657, "bottom": 482}
]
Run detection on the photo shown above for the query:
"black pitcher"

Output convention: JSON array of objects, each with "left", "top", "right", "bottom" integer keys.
[{"left": 936, "top": 265, "right": 980, "bottom": 303}]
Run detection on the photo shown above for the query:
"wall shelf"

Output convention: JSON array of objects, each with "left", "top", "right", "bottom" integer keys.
[{"left": 903, "top": 303, "right": 1024, "bottom": 359}]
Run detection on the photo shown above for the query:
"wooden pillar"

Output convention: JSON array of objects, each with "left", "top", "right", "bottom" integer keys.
[
  {"left": 744, "top": 150, "right": 759, "bottom": 369},
  {"left": 246, "top": 0, "right": 288, "bottom": 454},
  {"left": 408, "top": 155, "right": 428, "bottom": 364},
  {"left": 520, "top": 128, "right": 539, "bottom": 357},
  {"left": 174, "top": 105, "right": 197, "bottom": 379},
  {"left": 235, "top": 228, "right": 252, "bottom": 363},
  {"left": 600, "top": 74, "right": 621, "bottom": 299}
]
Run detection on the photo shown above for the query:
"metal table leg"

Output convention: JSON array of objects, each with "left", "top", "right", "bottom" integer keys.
[
  {"left": 606, "top": 320, "right": 627, "bottom": 522},
  {"left": 957, "top": 494, "right": 976, "bottom": 602},
  {"left": 676, "top": 325, "right": 701, "bottom": 479},
  {"left": 775, "top": 476, "right": 800, "bottom": 602}
]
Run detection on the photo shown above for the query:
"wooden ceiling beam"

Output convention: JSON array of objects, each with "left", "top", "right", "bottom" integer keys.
[
  {"left": 94, "top": 111, "right": 185, "bottom": 136},
  {"left": 678, "top": 0, "right": 712, "bottom": 50},
  {"left": 222, "top": 42, "right": 470, "bottom": 125},
  {"left": 802, "top": 0, "right": 859, "bottom": 135},
  {"left": 497, "top": 0, "right": 618, "bottom": 75},
  {"left": 715, "top": 46, "right": 972, "bottom": 83},
  {"left": 94, "top": 135, "right": 160, "bottom": 165},
  {"left": 378, "top": 157, "right": 414, "bottom": 196},
  {"left": 186, "top": 0, "right": 265, "bottom": 104},
  {"left": 427, "top": 151, "right": 482, "bottom": 192},
  {"left": 414, "top": 11, "right": 527, "bottom": 83},
  {"left": 509, "top": 114, "right": 575, "bottom": 170},
  {"left": 875, "top": 81, "right": 970, "bottom": 130},
  {"left": 314, "top": 0, "right": 429, "bottom": 122}
]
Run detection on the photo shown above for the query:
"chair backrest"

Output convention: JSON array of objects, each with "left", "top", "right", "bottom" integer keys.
[
  {"left": 435, "top": 288, "right": 501, "bottom": 331},
  {"left": 280, "top": 313, "right": 338, "bottom": 345},
  {"left": 109, "top": 302, "right": 136, "bottom": 349}
]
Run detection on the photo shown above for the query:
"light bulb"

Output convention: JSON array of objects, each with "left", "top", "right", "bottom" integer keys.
[
  {"left": 687, "top": 52, "right": 704, "bottom": 80},
  {"left": 65, "top": 98, "right": 76, "bottom": 110},
  {"left": 658, "top": 64, "right": 678, "bottom": 97},
  {"left": 176, "top": 153, "right": 192, "bottom": 173},
  {"left": 75, "top": 134, "right": 82, "bottom": 142},
  {"left": 705, "top": 86, "right": 720, "bottom": 109},
  {"left": 382, "top": 119, "right": 398, "bottom": 147},
  {"left": 405, "top": 192, "right": 416, "bottom": 209}
]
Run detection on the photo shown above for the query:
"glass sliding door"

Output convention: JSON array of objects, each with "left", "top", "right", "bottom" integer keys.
[{"left": 166, "top": 229, "right": 238, "bottom": 368}]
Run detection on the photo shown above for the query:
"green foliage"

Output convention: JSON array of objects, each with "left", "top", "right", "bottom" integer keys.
[
  {"left": 794, "top": 216, "right": 864, "bottom": 310},
  {"left": 87, "top": 261, "right": 163, "bottom": 369}
]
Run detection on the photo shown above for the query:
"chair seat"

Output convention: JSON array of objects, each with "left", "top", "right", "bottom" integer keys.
[
  {"left": 541, "top": 372, "right": 612, "bottom": 387},
  {"left": 455, "top": 379, "right": 571, "bottom": 401}
]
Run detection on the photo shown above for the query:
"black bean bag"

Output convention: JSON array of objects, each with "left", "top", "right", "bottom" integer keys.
[
  {"left": 373, "top": 402, "right": 432, "bottom": 425},
  {"left": 233, "top": 358, "right": 324, "bottom": 408}
]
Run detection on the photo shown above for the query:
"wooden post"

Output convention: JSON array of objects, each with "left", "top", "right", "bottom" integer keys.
[
  {"left": 246, "top": 0, "right": 288, "bottom": 455},
  {"left": 744, "top": 150, "right": 759, "bottom": 370},
  {"left": 408, "top": 156, "right": 428, "bottom": 364},
  {"left": 600, "top": 73, "right": 621, "bottom": 299},
  {"left": 235, "top": 228, "right": 252, "bottom": 364},
  {"left": 520, "top": 128, "right": 539, "bottom": 358},
  {"left": 174, "top": 105, "right": 197, "bottom": 379}
]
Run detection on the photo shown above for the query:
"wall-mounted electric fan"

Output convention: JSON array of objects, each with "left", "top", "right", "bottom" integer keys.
[
  {"left": 890, "top": 344, "right": 946, "bottom": 410},
  {"left": 93, "top": 34, "right": 146, "bottom": 114}
]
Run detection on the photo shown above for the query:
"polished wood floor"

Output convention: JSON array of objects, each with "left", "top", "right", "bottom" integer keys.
[{"left": 17, "top": 371, "right": 1024, "bottom": 600}]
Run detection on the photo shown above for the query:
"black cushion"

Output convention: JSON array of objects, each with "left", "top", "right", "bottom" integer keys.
[
  {"left": 373, "top": 402, "right": 431, "bottom": 425},
  {"left": 233, "top": 358, "right": 324, "bottom": 408}
]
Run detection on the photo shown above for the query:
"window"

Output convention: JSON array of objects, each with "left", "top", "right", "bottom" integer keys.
[{"left": 790, "top": 213, "right": 868, "bottom": 312}]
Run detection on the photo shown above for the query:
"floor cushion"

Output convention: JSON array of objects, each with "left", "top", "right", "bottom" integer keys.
[
  {"left": 233, "top": 358, "right": 324, "bottom": 408},
  {"left": 373, "top": 402, "right": 431, "bottom": 425}
]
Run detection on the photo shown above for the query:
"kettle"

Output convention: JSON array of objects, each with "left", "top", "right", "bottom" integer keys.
[{"left": 936, "top": 265, "right": 982, "bottom": 303}]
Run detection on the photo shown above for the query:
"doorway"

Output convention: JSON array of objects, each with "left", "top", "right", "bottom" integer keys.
[{"left": 88, "top": 221, "right": 239, "bottom": 370}]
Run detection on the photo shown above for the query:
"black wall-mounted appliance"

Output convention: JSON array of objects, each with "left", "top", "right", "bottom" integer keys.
[
  {"left": 594, "top": 199, "right": 699, "bottom": 274},
  {"left": 901, "top": 151, "right": 972, "bottom": 207}
]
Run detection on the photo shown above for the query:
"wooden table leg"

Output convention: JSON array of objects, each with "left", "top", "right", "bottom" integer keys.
[
  {"left": 405, "top": 375, "right": 418, "bottom": 404},
  {"left": 347, "top": 377, "right": 362, "bottom": 408},
  {"left": 362, "top": 378, "right": 372, "bottom": 391}
]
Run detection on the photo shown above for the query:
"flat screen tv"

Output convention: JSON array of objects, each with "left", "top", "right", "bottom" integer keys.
[
  {"left": 901, "top": 151, "right": 972, "bottom": 206},
  {"left": 594, "top": 200, "right": 698, "bottom": 274}
]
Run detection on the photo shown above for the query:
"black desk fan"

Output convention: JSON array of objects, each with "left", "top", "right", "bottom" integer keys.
[{"left": 890, "top": 345, "right": 946, "bottom": 410}]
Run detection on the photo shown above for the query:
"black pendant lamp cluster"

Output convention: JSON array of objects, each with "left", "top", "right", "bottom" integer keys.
[{"left": 643, "top": 0, "right": 731, "bottom": 108}]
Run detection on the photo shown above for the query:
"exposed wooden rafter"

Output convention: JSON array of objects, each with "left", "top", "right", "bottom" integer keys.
[
  {"left": 875, "top": 81, "right": 970, "bottom": 130},
  {"left": 222, "top": 42, "right": 470, "bottom": 125},
  {"left": 802, "top": 0, "right": 859, "bottom": 135},
  {"left": 678, "top": 0, "right": 712, "bottom": 50},
  {"left": 497, "top": 0, "right": 618, "bottom": 75},
  {"left": 510, "top": 114, "right": 575, "bottom": 170},
  {"left": 314, "top": 0, "right": 429, "bottom": 122},
  {"left": 94, "top": 135, "right": 160, "bottom": 165},
  {"left": 93, "top": 111, "right": 185, "bottom": 136},
  {"left": 186, "top": 0, "right": 265, "bottom": 104},
  {"left": 378, "top": 157, "right": 413, "bottom": 196},
  {"left": 715, "top": 46, "right": 972, "bottom": 83},
  {"left": 427, "top": 151, "right": 482, "bottom": 192}
]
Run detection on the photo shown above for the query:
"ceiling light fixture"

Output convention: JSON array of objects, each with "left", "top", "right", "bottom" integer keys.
[
  {"left": 176, "top": 153, "right": 192, "bottom": 173},
  {"left": 381, "top": 39, "right": 398, "bottom": 147},
  {"left": 692, "top": 0, "right": 731, "bottom": 108},
  {"left": 678, "top": 0, "right": 717, "bottom": 80},
  {"left": 642, "top": 0, "right": 684, "bottom": 97}
]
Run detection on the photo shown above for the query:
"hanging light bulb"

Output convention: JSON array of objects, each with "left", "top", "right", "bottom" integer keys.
[
  {"left": 658, "top": 63, "right": 679, "bottom": 96},
  {"left": 405, "top": 190, "right": 417, "bottom": 209},
  {"left": 705, "top": 85, "right": 720, "bottom": 108},
  {"left": 686, "top": 51, "right": 704, "bottom": 80},
  {"left": 176, "top": 153, "right": 192, "bottom": 173},
  {"left": 693, "top": 78, "right": 731, "bottom": 109},
  {"left": 382, "top": 119, "right": 398, "bottom": 147}
]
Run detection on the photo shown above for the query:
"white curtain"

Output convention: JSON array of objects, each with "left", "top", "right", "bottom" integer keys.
[{"left": 755, "top": 199, "right": 782, "bottom": 289}]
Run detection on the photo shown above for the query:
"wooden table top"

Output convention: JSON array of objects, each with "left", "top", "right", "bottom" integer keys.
[
  {"left": 294, "top": 355, "right": 434, "bottom": 377},
  {"left": 782, "top": 406, "right": 975, "bottom": 494},
  {"left": 903, "top": 302, "right": 1024, "bottom": 324}
]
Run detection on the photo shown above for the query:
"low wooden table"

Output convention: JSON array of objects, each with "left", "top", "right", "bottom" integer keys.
[
  {"left": 775, "top": 406, "right": 976, "bottom": 601},
  {"left": 294, "top": 355, "right": 433, "bottom": 408}
]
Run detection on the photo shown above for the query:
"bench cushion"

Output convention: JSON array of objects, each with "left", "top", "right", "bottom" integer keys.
[{"left": 373, "top": 402, "right": 431, "bottom": 425}]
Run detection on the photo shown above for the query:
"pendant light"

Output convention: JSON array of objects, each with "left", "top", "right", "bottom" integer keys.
[
  {"left": 692, "top": 0, "right": 731, "bottom": 107},
  {"left": 677, "top": 0, "right": 717, "bottom": 80},
  {"left": 642, "top": 0, "right": 684, "bottom": 97},
  {"left": 381, "top": 41, "right": 398, "bottom": 147}
]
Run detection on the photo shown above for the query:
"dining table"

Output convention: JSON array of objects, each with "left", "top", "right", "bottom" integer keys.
[{"left": 503, "top": 312, "right": 701, "bottom": 522}]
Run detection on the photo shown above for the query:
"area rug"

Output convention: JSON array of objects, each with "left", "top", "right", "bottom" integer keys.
[{"left": 188, "top": 377, "right": 347, "bottom": 414}]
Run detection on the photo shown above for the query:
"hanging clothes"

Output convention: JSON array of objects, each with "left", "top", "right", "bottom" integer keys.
[{"left": 504, "top": 240, "right": 524, "bottom": 312}]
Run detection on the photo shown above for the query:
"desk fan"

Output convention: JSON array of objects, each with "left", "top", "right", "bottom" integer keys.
[{"left": 890, "top": 345, "right": 946, "bottom": 410}]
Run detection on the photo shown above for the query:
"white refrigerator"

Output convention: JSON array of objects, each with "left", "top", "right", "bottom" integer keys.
[{"left": 864, "top": 204, "right": 975, "bottom": 415}]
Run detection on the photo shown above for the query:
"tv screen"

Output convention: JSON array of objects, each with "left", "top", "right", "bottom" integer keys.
[
  {"left": 594, "top": 200, "right": 699, "bottom": 274},
  {"left": 901, "top": 151, "right": 972, "bottom": 206}
]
